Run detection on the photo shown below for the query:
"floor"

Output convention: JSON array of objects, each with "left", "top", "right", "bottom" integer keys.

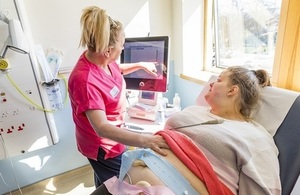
[
  {"left": 6, "top": 165, "right": 95, "bottom": 195},
  {"left": 5, "top": 164, "right": 300, "bottom": 195}
]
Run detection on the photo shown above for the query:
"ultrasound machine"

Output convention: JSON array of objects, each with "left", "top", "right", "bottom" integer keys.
[{"left": 120, "top": 36, "right": 170, "bottom": 121}]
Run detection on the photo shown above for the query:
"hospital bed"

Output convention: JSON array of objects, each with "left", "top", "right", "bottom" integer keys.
[{"left": 92, "top": 76, "right": 300, "bottom": 195}]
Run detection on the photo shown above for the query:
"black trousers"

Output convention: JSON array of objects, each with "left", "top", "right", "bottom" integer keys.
[
  {"left": 90, "top": 184, "right": 112, "bottom": 195},
  {"left": 88, "top": 147, "right": 122, "bottom": 188}
]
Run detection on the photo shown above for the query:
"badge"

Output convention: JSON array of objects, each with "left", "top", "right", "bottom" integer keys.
[{"left": 110, "top": 86, "right": 119, "bottom": 98}]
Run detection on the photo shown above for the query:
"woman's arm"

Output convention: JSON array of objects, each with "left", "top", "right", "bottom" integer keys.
[
  {"left": 119, "top": 62, "right": 157, "bottom": 77},
  {"left": 238, "top": 151, "right": 281, "bottom": 195},
  {"left": 85, "top": 109, "right": 168, "bottom": 156}
]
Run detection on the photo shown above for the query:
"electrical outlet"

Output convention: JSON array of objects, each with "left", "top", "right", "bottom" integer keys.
[
  {"left": 12, "top": 109, "right": 20, "bottom": 116},
  {"left": 1, "top": 111, "right": 9, "bottom": 118}
]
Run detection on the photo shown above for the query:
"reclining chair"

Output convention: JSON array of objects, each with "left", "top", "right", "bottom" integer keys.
[{"left": 197, "top": 75, "right": 300, "bottom": 195}]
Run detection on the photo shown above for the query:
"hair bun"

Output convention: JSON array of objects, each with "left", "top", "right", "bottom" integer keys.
[{"left": 253, "top": 69, "right": 271, "bottom": 87}]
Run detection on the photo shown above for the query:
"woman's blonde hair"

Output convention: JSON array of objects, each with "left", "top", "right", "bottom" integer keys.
[{"left": 79, "top": 6, "right": 123, "bottom": 53}]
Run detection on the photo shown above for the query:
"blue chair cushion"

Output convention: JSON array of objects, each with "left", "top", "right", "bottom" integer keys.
[{"left": 274, "top": 95, "right": 300, "bottom": 195}]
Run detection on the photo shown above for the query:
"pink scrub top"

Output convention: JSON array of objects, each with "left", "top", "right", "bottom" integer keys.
[{"left": 68, "top": 52, "right": 127, "bottom": 160}]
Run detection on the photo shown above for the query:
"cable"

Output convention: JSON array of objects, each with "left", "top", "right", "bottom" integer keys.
[
  {"left": 170, "top": 119, "right": 225, "bottom": 130},
  {"left": 0, "top": 134, "right": 23, "bottom": 195},
  {"left": 58, "top": 73, "right": 69, "bottom": 106},
  {"left": 0, "top": 172, "right": 12, "bottom": 195},
  {"left": 6, "top": 73, "right": 53, "bottom": 112},
  {"left": 5, "top": 72, "right": 69, "bottom": 113},
  {"left": 125, "top": 173, "right": 132, "bottom": 185}
]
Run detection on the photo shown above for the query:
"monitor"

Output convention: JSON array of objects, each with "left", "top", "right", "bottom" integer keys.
[
  {"left": 138, "top": 91, "right": 158, "bottom": 106},
  {"left": 120, "top": 36, "right": 169, "bottom": 92}
]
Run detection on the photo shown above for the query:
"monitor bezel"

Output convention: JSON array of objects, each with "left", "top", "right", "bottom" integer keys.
[{"left": 120, "top": 36, "right": 169, "bottom": 92}]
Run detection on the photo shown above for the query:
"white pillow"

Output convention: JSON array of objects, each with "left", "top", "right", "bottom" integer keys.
[
  {"left": 251, "top": 87, "right": 299, "bottom": 136},
  {"left": 196, "top": 75, "right": 300, "bottom": 136}
]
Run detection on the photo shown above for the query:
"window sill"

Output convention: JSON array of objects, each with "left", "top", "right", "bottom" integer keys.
[{"left": 180, "top": 71, "right": 217, "bottom": 85}]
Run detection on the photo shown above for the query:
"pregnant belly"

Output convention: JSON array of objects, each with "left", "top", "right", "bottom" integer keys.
[{"left": 123, "top": 149, "right": 209, "bottom": 195}]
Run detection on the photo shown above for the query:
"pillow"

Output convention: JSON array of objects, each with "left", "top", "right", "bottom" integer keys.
[
  {"left": 196, "top": 75, "right": 300, "bottom": 136},
  {"left": 251, "top": 87, "right": 299, "bottom": 136}
]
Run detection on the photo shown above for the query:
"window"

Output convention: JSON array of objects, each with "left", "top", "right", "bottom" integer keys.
[{"left": 212, "top": 0, "right": 282, "bottom": 74}]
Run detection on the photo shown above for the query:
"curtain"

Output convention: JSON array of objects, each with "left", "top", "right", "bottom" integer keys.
[{"left": 272, "top": 0, "right": 300, "bottom": 92}]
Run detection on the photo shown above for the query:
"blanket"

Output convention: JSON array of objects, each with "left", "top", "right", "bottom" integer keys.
[{"left": 156, "top": 130, "right": 233, "bottom": 195}]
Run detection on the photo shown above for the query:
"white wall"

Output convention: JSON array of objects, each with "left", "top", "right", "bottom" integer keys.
[
  {"left": 22, "top": 0, "right": 173, "bottom": 70},
  {"left": 171, "top": 0, "right": 204, "bottom": 76}
]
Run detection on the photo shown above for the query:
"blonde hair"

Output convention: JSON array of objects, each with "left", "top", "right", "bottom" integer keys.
[{"left": 79, "top": 6, "right": 123, "bottom": 53}]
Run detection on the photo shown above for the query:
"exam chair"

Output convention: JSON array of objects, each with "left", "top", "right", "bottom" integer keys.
[{"left": 197, "top": 75, "right": 300, "bottom": 195}]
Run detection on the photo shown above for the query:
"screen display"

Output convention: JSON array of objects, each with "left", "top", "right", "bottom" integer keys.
[
  {"left": 141, "top": 91, "right": 156, "bottom": 100},
  {"left": 120, "top": 36, "right": 169, "bottom": 92}
]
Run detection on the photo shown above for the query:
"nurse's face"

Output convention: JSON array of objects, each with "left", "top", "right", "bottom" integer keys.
[{"left": 109, "top": 31, "right": 125, "bottom": 61}]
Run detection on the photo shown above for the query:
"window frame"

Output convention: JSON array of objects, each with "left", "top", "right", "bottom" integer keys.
[{"left": 206, "top": 0, "right": 281, "bottom": 75}]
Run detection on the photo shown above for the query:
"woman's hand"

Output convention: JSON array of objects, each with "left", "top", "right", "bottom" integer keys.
[
  {"left": 140, "top": 62, "right": 158, "bottom": 77},
  {"left": 142, "top": 134, "right": 169, "bottom": 156}
]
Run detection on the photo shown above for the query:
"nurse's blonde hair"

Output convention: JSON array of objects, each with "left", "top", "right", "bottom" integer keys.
[{"left": 79, "top": 6, "right": 123, "bottom": 53}]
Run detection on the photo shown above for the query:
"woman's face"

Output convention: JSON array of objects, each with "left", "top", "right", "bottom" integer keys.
[
  {"left": 204, "top": 70, "right": 233, "bottom": 107},
  {"left": 109, "top": 31, "right": 125, "bottom": 61}
]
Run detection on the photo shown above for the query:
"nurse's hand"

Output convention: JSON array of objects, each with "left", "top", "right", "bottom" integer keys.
[
  {"left": 142, "top": 134, "right": 169, "bottom": 156},
  {"left": 140, "top": 62, "right": 158, "bottom": 77}
]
